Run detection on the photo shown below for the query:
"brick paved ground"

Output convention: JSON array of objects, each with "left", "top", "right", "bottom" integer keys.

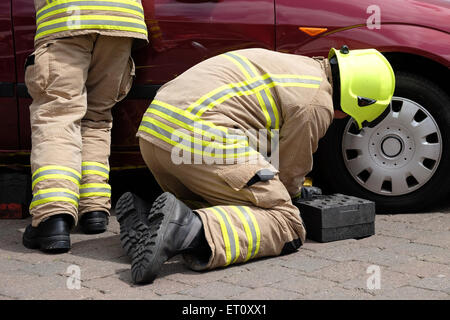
[{"left": 0, "top": 202, "right": 449, "bottom": 300}]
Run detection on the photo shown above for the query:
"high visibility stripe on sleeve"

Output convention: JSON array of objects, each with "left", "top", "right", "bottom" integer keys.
[
  {"left": 32, "top": 165, "right": 81, "bottom": 189},
  {"left": 186, "top": 73, "right": 321, "bottom": 118},
  {"left": 35, "top": 14, "right": 147, "bottom": 41},
  {"left": 79, "top": 183, "right": 111, "bottom": 198},
  {"left": 145, "top": 100, "right": 247, "bottom": 144},
  {"left": 222, "top": 52, "right": 278, "bottom": 131},
  {"left": 36, "top": 1, "right": 145, "bottom": 24},
  {"left": 210, "top": 207, "right": 240, "bottom": 266},
  {"left": 29, "top": 188, "right": 79, "bottom": 210},
  {"left": 139, "top": 117, "right": 257, "bottom": 159},
  {"left": 81, "top": 162, "right": 110, "bottom": 179}
]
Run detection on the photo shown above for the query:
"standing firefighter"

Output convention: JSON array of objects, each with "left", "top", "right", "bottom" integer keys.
[
  {"left": 23, "top": 0, "right": 148, "bottom": 253},
  {"left": 117, "top": 47, "right": 395, "bottom": 284}
]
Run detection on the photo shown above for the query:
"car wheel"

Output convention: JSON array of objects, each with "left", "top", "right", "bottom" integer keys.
[{"left": 316, "top": 72, "right": 450, "bottom": 212}]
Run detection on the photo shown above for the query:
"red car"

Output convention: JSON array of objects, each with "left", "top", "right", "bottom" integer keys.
[{"left": 1, "top": 0, "right": 449, "bottom": 212}]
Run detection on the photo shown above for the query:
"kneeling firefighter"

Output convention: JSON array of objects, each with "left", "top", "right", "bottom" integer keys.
[
  {"left": 117, "top": 46, "right": 395, "bottom": 284},
  {"left": 23, "top": 0, "right": 149, "bottom": 253}
]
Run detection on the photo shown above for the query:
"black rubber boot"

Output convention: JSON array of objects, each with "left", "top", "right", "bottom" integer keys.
[
  {"left": 79, "top": 211, "right": 109, "bottom": 234},
  {"left": 117, "top": 192, "right": 207, "bottom": 284},
  {"left": 116, "top": 192, "right": 155, "bottom": 259},
  {"left": 22, "top": 214, "right": 73, "bottom": 253}
]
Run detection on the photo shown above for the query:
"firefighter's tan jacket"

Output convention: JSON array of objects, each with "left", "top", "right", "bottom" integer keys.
[
  {"left": 137, "top": 48, "right": 334, "bottom": 198},
  {"left": 33, "top": 0, "right": 148, "bottom": 47}
]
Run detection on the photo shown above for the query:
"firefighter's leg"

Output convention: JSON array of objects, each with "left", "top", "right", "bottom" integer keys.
[
  {"left": 26, "top": 36, "right": 94, "bottom": 228},
  {"left": 78, "top": 36, "right": 133, "bottom": 233},
  {"left": 138, "top": 139, "right": 306, "bottom": 271}
]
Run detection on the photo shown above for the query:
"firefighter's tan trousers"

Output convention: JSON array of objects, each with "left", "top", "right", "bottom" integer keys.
[
  {"left": 139, "top": 139, "right": 306, "bottom": 270},
  {"left": 25, "top": 34, "right": 134, "bottom": 227}
]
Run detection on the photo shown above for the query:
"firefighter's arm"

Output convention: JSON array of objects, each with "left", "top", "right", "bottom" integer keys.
[{"left": 278, "top": 104, "right": 333, "bottom": 198}]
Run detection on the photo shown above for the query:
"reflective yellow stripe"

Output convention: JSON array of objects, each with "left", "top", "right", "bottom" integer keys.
[
  {"left": 221, "top": 52, "right": 279, "bottom": 130},
  {"left": 139, "top": 117, "right": 256, "bottom": 159},
  {"left": 79, "top": 183, "right": 111, "bottom": 198},
  {"left": 37, "top": 6, "right": 145, "bottom": 24},
  {"left": 82, "top": 161, "right": 109, "bottom": 171},
  {"left": 216, "top": 207, "right": 240, "bottom": 264},
  {"left": 187, "top": 73, "right": 321, "bottom": 118},
  {"left": 151, "top": 100, "right": 233, "bottom": 139},
  {"left": 81, "top": 162, "right": 110, "bottom": 179},
  {"left": 37, "top": 0, "right": 143, "bottom": 16},
  {"left": 242, "top": 206, "right": 260, "bottom": 257},
  {"left": 141, "top": 116, "right": 245, "bottom": 150},
  {"left": 147, "top": 101, "right": 244, "bottom": 144},
  {"left": 31, "top": 165, "right": 81, "bottom": 189},
  {"left": 29, "top": 188, "right": 79, "bottom": 210},
  {"left": 210, "top": 207, "right": 232, "bottom": 266},
  {"left": 32, "top": 165, "right": 81, "bottom": 179},
  {"left": 35, "top": 15, "right": 147, "bottom": 40},
  {"left": 37, "top": 14, "right": 146, "bottom": 30},
  {"left": 230, "top": 206, "right": 253, "bottom": 262}
]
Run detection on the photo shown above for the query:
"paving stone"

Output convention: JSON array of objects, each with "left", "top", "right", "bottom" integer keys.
[
  {"left": 154, "top": 294, "right": 201, "bottom": 300},
  {"left": 180, "top": 281, "right": 249, "bottom": 299},
  {"left": 231, "top": 286, "right": 302, "bottom": 300},
  {"left": 408, "top": 275, "right": 450, "bottom": 294},
  {"left": 341, "top": 269, "right": 420, "bottom": 292},
  {"left": 275, "top": 253, "right": 336, "bottom": 273},
  {"left": 375, "top": 219, "right": 422, "bottom": 240},
  {"left": 222, "top": 265, "right": 300, "bottom": 289},
  {"left": 140, "top": 278, "right": 194, "bottom": 296},
  {"left": 373, "top": 286, "right": 449, "bottom": 300},
  {"left": 362, "top": 249, "right": 417, "bottom": 267},
  {"left": 270, "top": 274, "right": 337, "bottom": 295},
  {"left": 353, "top": 234, "right": 410, "bottom": 249},
  {"left": 409, "top": 215, "right": 450, "bottom": 232},
  {"left": 390, "top": 260, "right": 450, "bottom": 278},
  {"left": 82, "top": 272, "right": 159, "bottom": 299},
  {"left": 302, "top": 238, "right": 360, "bottom": 253},
  {"left": 311, "top": 245, "right": 383, "bottom": 263},
  {"left": 388, "top": 242, "right": 450, "bottom": 265},
  {"left": 0, "top": 273, "right": 70, "bottom": 299},
  {"left": 302, "top": 287, "right": 373, "bottom": 300},
  {"left": 309, "top": 261, "right": 370, "bottom": 283},
  {"left": 413, "top": 231, "right": 450, "bottom": 249}
]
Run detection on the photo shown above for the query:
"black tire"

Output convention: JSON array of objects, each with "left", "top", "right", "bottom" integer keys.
[{"left": 316, "top": 72, "right": 450, "bottom": 213}]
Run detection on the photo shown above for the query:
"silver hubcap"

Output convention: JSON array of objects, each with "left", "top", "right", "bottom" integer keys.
[{"left": 342, "top": 97, "right": 442, "bottom": 196}]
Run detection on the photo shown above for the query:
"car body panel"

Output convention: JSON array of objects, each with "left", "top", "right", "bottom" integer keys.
[
  {"left": 1, "top": 0, "right": 449, "bottom": 170},
  {"left": 0, "top": 0, "right": 19, "bottom": 150}
]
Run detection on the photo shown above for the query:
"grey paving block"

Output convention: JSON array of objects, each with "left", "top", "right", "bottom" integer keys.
[
  {"left": 180, "top": 280, "right": 249, "bottom": 299},
  {"left": 408, "top": 275, "right": 450, "bottom": 294},
  {"left": 309, "top": 261, "right": 370, "bottom": 283},
  {"left": 276, "top": 253, "right": 336, "bottom": 273},
  {"left": 231, "top": 286, "right": 302, "bottom": 300},
  {"left": 222, "top": 265, "right": 299, "bottom": 289},
  {"left": 302, "top": 287, "right": 374, "bottom": 300},
  {"left": 270, "top": 274, "right": 337, "bottom": 295},
  {"left": 373, "top": 286, "right": 448, "bottom": 300},
  {"left": 390, "top": 260, "right": 450, "bottom": 278}
]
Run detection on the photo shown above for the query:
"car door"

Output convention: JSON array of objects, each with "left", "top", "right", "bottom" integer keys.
[
  {"left": 0, "top": 0, "right": 19, "bottom": 150},
  {"left": 113, "top": 0, "right": 276, "bottom": 149}
]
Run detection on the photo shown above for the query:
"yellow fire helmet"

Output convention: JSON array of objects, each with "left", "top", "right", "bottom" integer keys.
[{"left": 328, "top": 46, "right": 396, "bottom": 129}]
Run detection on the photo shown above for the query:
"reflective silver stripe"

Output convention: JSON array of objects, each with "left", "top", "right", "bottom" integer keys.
[
  {"left": 31, "top": 191, "right": 79, "bottom": 203},
  {"left": 224, "top": 52, "right": 257, "bottom": 77},
  {"left": 146, "top": 103, "right": 245, "bottom": 141},
  {"left": 139, "top": 120, "right": 252, "bottom": 156},
  {"left": 79, "top": 187, "right": 111, "bottom": 194},
  {"left": 189, "top": 77, "right": 274, "bottom": 115},
  {"left": 81, "top": 165, "right": 109, "bottom": 175},
  {"left": 223, "top": 52, "right": 278, "bottom": 129},
  {"left": 36, "top": 1, "right": 144, "bottom": 21},
  {"left": 189, "top": 76, "right": 321, "bottom": 116},
  {"left": 236, "top": 206, "right": 258, "bottom": 259},
  {"left": 32, "top": 169, "right": 81, "bottom": 184},
  {"left": 215, "top": 207, "right": 237, "bottom": 263},
  {"left": 36, "top": 19, "right": 147, "bottom": 37}
]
